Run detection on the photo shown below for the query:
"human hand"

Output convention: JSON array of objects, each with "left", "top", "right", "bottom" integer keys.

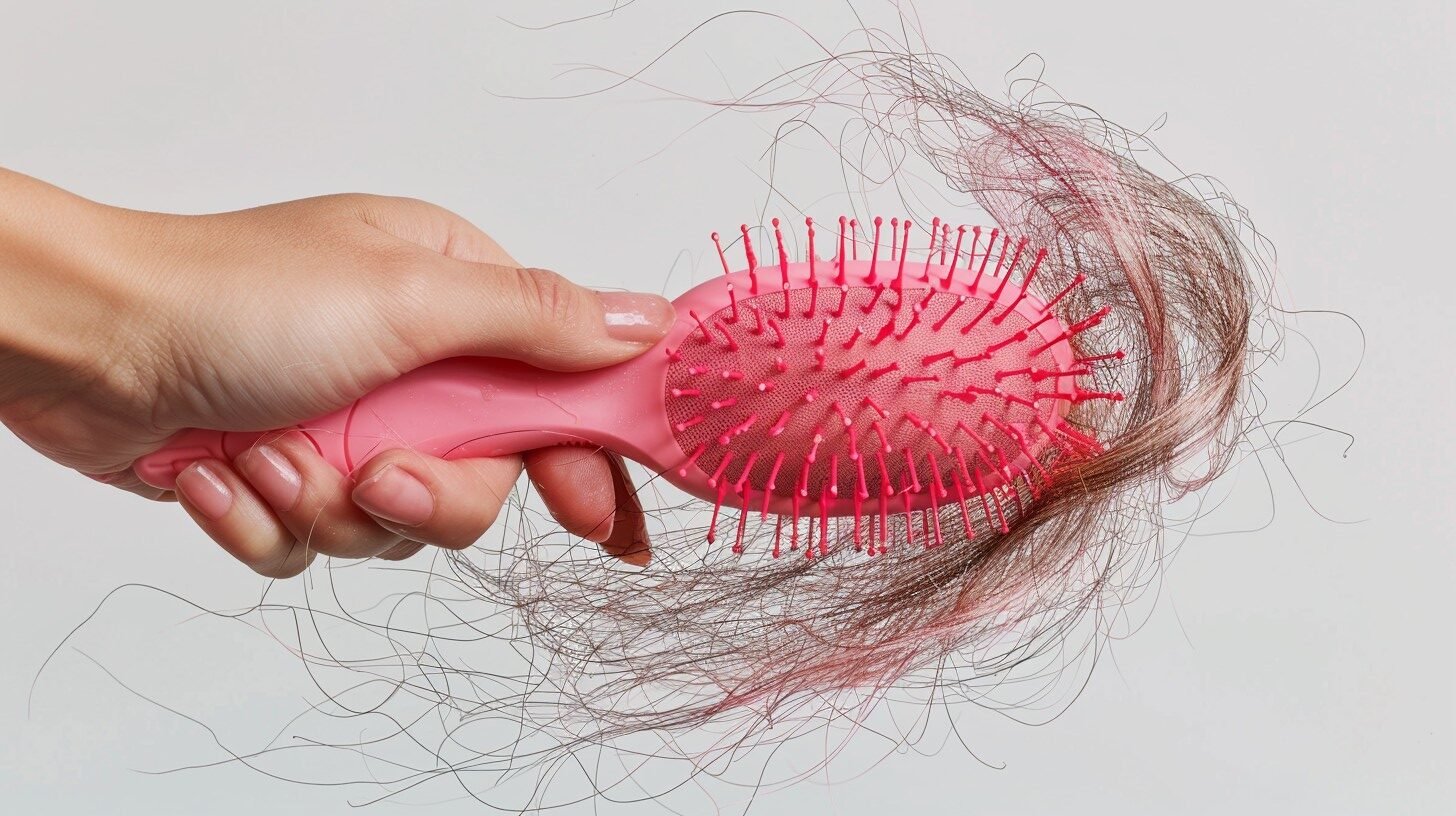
[{"left": 0, "top": 169, "right": 672, "bottom": 575}]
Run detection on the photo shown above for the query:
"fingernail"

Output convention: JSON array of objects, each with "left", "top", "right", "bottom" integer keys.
[
  {"left": 597, "top": 291, "right": 675, "bottom": 343},
  {"left": 352, "top": 464, "right": 434, "bottom": 527},
  {"left": 622, "top": 541, "right": 651, "bottom": 567},
  {"left": 245, "top": 445, "right": 302, "bottom": 512},
  {"left": 176, "top": 462, "right": 233, "bottom": 521},
  {"left": 585, "top": 514, "right": 615, "bottom": 544}
]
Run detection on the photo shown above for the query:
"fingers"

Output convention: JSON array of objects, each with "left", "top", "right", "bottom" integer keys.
[
  {"left": 175, "top": 434, "right": 646, "bottom": 576},
  {"left": 522, "top": 448, "right": 652, "bottom": 564},
  {"left": 347, "top": 194, "right": 520, "bottom": 266},
  {"left": 85, "top": 469, "right": 176, "bottom": 501},
  {"left": 173, "top": 459, "right": 315, "bottom": 578},
  {"left": 350, "top": 448, "right": 524, "bottom": 551},
  {"left": 376, "top": 541, "right": 426, "bottom": 561},
  {"left": 390, "top": 257, "right": 677, "bottom": 372},
  {"left": 233, "top": 432, "right": 401, "bottom": 559},
  {"left": 341, "top": 194, "right": 675, "bottom": 372},
  {"left": 598, "top": 454, "right": 651, "bottom": 566},
  {"left": 524, "top": 448, "right": 617, "bottom": 543},
  {"left": 175, "top": 433, "right": 525, "bottom": 575}
]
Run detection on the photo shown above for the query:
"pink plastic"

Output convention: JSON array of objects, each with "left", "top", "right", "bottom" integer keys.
[{"left": 135, "top": 237, "right": 1086, "bottom": 520}]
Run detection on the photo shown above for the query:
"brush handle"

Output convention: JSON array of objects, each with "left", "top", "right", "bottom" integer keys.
[{"left": 132, "top": 355, "right": 672, "bottom": 490}]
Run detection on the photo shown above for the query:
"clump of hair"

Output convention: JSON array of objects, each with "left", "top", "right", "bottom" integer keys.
[{"left": 334, "top": 14, "right": 1280, "bottom": 804}]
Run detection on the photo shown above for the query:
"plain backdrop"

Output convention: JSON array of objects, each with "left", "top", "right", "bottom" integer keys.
[{"left": 1, "top": 1, "right": 1451, "bottom": 814}]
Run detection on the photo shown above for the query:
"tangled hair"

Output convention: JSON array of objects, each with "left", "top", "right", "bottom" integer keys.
[
  {"left": 50, "top": 10, "right": 1287, "bottom": 811},
  {"left": 471, "top": 16, "right": 1273, "bottom": 746}
]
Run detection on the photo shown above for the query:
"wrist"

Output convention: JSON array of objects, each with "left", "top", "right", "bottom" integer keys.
[{"left": 0, "top": 170, "right": 158, "bottom": 409}]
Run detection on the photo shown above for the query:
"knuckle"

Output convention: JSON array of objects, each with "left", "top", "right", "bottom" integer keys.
[
  {"left": 432, "top": 504, "right": 501, "bottom": 552},
  {"left": 513, "top": 267, "right": 582, "bottom": 326},
  {"left": 252, "top": 545, "right": 307, "bottom": 579}
]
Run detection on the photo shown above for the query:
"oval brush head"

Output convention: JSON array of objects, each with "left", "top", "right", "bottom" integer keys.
[
  {"left": 135, "top": 216, "right": 1121, "bottom": 557},
  {"left": 665, "top": 216, "right": 1118, "bottom": 554}
]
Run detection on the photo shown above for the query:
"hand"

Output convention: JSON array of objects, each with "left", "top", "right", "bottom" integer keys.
[{"left": 0, "top": 169, "right": 673, "bottom": 575}]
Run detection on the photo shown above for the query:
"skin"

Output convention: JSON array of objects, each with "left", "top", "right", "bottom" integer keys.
[{"left": 0, "top": 168, "right": 672, "bottom": 576}]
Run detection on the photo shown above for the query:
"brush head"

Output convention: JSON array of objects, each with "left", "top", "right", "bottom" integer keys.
[{"left": 663, "top": 217, "right": 1118, "bottom": 552}]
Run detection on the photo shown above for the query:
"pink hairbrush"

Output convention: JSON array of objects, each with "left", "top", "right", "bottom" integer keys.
[{"left": 135, "top": 217, "right": 1121, "bottom": 556}]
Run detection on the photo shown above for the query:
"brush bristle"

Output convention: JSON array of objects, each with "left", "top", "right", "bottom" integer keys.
[{"left": 666, "top": 217, "right": 1121, "bottom": 556}]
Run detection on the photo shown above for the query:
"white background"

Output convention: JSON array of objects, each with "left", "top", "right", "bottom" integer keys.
[{"left": 1, "top": 1, "right": 1451, "bottom": 813}]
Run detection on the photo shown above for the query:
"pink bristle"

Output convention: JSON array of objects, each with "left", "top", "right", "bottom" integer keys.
[
  {"left": 853, "top": 489, "right": 864, "bottom": 551},
  {"left": 969, "top": 227, "right": 998, "bottom": 290},
  {"left": 806, "top": 425, "right": 824, "bottom": 464},
  {"left": 708, "top": 452, "right": 734, "bottom": 488},
  {"left": 872, "top": 420, "right": 891, "bottom": 453},
  {"left": 711, "top": 231, "right": 739, "bottom": 321},
  {"left": 988, "top": 237, "right": 1029, "bottom": 305},
  {"left": 707, "top": 479, "right": 727, "bottom": 544},
  {"left": 1041, "top": 273, "right": 1086, "bottom": 314},
  {"left": 835, "top": 216, "right": 848, "bottom": 285},
  {"left": 866, "top": 360, "right": 900, "bottom": 380},
  {"left": 865, "top": 216, "right": 883, "bottom": 285},
  {"left": 740, "top": 224, "right": 759, "bottom": 295},
  {"left": 861, "top": 284, "right": 886, "bottom": 314},
  {"left": 1076, "top": 349, "right": 1127, "bottom": 365},
  {"left": 689, "top": 310, "right": 713, "bottom": 343},
  {"left": 837, "top": 358, "right": 868, "bottom": 379},
  {"left": 765, "top": 450, "right": 786, "bottom": 492},
  {"left": 951, "top": 469, "right": 974, "bottom": 538},
  {"left": 818, "top": 490, "right": 829, "bottom": 557},
  {"left": 893, "top": 218, "right": 912, "bottom": 297},
  {"left": 922, "top": 216, "right": 942, "bottom": 281},
  {"left": 713, "top": 319, "right": 739, "bottom": 351},
  {"left": 928, "top": 454, "right": 948, "bottom": 501},
  {"left": 863, "top": 396, "right": 890, "bottom": 418},
  {"left": 675, "top": 414, "right": 704, "bottom": 431},
  {"left": 1035, "top": 388, "right": 1125, "bottom": 404},
  {"left": 806, "top": 217, "right": 816, "bottom": 279},
  {"left": 766, "top": 316, "right": 786, "bottom": 348},
  {"left": 774, "top": 217, "right": 789, "bottom": 287},
  {"left": 992, "top": 247, "right": 1047, "bottom": 324},
  {"left": 1031, "top": 306, "right": 1112, "bottom": 356},
  {"left": 790, "top": 491, "right": 801, "bottom": 550},
  {"left": 679, "top": 442, "right": 708, "bottom": 477},
  {"left": 940, "top": 225, "right": 967, "bottom": 288},
  {"left": 902, "top": 447, "right": 922, "bottom": 493},
  {"left": 902, "top": 489, "right": 915, "bottom": 548},
  {"left": 733, "top": 486, "right": 750, "bottom": 555},
  {"left": 895, "top": 309, "right": 923, "bottom": 340},
  {"left": 869, "top": 316, "right": 896, "bottom": 345}
]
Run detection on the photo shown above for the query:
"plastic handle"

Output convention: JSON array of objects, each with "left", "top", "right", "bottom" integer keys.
[{"left": 132, "top": 354, "right": 671, "bottom": 490}]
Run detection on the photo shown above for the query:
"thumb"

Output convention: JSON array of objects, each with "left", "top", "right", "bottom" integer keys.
[{"left": 399, "top": 257, "right": 677, "bottom": 372}]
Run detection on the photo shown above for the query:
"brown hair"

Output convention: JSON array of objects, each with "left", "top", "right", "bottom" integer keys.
[{"left": 438, "top": 19, "right": 1280, "bottom": 783}]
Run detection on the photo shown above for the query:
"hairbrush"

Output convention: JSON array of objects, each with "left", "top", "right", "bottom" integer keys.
[{"left": 135, "top": 216, "right": 1122, "bottom": 556}]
